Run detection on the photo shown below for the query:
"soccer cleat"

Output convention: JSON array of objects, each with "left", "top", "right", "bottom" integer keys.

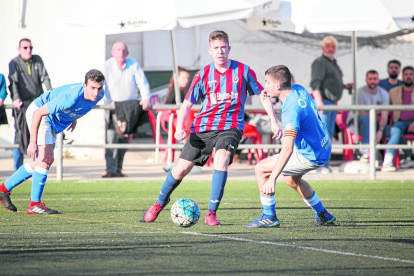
[
  {"left": 246, "top": 212, "right": 280, "bottom": 228},
  {"left": 0, "top": 191, "right": 17, "bottom": 212},
  {"left": 204, "top": 210, "right": 221, "bottom": 226},
  {"left": 143, "top": 200, "right": 169, "bottom": 223},
  {"left": 314, "top": 209, "right": 336, "bottom": 226},
  {"left": 27, "top": 202, "right": 59, "bottom": 215}
]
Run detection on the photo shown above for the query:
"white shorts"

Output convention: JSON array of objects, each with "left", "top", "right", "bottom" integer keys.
[
  {"left": 26, "top": 102, "right": 56, "bottom": 145},
  {"left": 274, "top": 150, "right": 320, "bottom": 176}
]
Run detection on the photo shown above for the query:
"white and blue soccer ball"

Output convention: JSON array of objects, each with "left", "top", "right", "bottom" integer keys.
[{"left": 170, "top": 198, "right": 200, "bottom": 228}]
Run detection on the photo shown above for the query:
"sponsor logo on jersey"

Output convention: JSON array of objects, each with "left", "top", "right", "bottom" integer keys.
[
  {"left": 320, "top": 133, "right": 330, "bottom": 147},
  {"left": 298, "top": 99, "right": 307, "bottom": 108},
  {"left": 208, "top": 80, "right": 217, "bottom": 84},
  {"left": 210, "top": 92, "right": 238, "bottom": 104}
]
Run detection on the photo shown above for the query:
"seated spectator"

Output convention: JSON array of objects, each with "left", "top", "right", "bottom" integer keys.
[
  {"left": 347, "top": 70, "right": 390, "bottom": 161},
  {"left": 382, "top": 66, "right": 414, "bottom": 172},
  {"left": 379, "top": 60, "right": 403, "bottom": 92},
  {"left": 163, "top": 66, "right": 190, "bottom": 104}
]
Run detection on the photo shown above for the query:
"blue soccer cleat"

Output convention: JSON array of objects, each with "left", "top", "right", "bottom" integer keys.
[
  {"left": 247, "top": 212, "right": 280, "bottom": 228},
  {"left": 315, "top": 209, "right": 336, "bottom": 226}
]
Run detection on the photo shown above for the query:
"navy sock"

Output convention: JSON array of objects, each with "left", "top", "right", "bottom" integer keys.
[
  {"left": 157, "top": 170, "right": 182, "bottom": 206},
  {"left": 208, "top": 170, "right": 228, "bottom": 211},
  {"left": 4, "top": 163, "right": 34, "bottom": 191},
  {"left": 31, "top": 167, "right": 48, "bottom": 202}
]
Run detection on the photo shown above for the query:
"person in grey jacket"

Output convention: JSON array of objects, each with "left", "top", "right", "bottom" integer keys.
[{"left": 8, "top": 38, "right": 51, "bottom": 170}]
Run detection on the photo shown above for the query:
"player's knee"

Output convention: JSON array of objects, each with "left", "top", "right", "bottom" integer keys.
[
  {"left": 254, "top": 163, "right": 266, "bottom": 178},
  {"left": 214, "top": 150, "right": 231, "bottom": 168}
]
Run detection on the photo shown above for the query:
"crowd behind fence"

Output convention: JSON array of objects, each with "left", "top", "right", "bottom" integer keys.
[{"left": 1, "top": 104, "right": 414, "bottom": 181}]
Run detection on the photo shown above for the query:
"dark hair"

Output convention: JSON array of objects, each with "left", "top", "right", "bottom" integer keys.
[
  {"left": 366, "top": 70, "right": 378, "bottom": 77},
  {"left": 84, "top": 69, "right": 105, "bottom": 84},
  {"left": 19, "top": 38, "right": 31, "bottom": 47},
  {"left": 265, "top": 65, "right": 292, "bottom": 89},
  {"left": 388, "top": 60, "right": 401, "bottom": 67},
  {"left": 403, "top": 66, "right": 414, "bottom": 74},
  {"left": 164, "top": 66, "right": 189, "bottom": 104},
  {"left": 209, "top": 30, "right": 229, "bottom": 45}
]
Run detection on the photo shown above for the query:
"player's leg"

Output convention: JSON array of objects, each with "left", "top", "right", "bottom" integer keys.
[
  {"left": 206, "top": 129, "right": 242, "bottom": 226},
  {"left": 284, "top": 175, "right": 336, "bottom": 225},
  {"left": 246, "top": 155, "right": 280, "bottom": 228}
]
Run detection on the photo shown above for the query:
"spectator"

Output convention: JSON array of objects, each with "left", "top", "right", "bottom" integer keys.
[
  {"left": 102, "top": 41, "right": 150, "bottom": 178},
  {"left": 382, "top": 66, "right": 414, "bottom": 172},
  {"left": 310, "top": 35, "right": 353, "bottom": 172},
  {"left": 347, "top": 70, "right": 389, "bottom": 161},
  {"left": 163, "top": 67, "right": 190, "bottom": 104},
  {"left": 8, "top": 38, "right": 51, "bottom": 170},
  {"left": 379, "top": 60, "right": 403, "bottom": 92}
]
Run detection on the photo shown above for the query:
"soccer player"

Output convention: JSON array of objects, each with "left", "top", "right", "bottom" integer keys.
[
  {"left": 143, "top": 30, "right": 282, "bottom": 226},
  {"left": 247, "top": 65, "right": 336, "bottom": 228},
  {"left": 0, "top": 69, "right": 105, "bottom": 214}
]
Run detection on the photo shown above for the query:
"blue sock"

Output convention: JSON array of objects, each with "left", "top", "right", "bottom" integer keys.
[
  {"left": 31, "top": 167, "right": 49, "bottom": 202},
  {"left": 208, "top": 170, "right": 228, "bottom": 211},
  {"left": 260, "top": 194, "right": 276, "bottom": 216},
  {"left": 303, "top": 191, "right": 325, "bottom": 214},
  {"left": 4, "top": 163, "right": 34, "bottom": 191},
  {"left": 157, "top": 170, "right": 182, "bottom": 206}
]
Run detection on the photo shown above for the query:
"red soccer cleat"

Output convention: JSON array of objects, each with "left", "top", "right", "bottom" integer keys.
[
  {"left": 204, "top": 210, "right": 221, "bottom": 226},
  {"left": 27, "top": 201, "right": 59, "bottom": 215},
  {"left": 143, "top": 201, "right": 168, "bottom": 223}
]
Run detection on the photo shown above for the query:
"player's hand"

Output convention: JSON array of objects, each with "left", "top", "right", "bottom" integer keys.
[
  {"left": 27, "top": 142, "right": 38, "bottom": 161},
  {"left": 271, "top": 122, "right": 283, "bottom": 140},
  {"left": 13, "top": 99, "right": 22, "bottom": 110},
  {"left": 174, "top": 128, "right": 187, "bottom": 141},
  {"left": 67, "top": 120, "right": 77, "bottom": 132},
  {"left": 261, "top": 178, "right": 276, "bottom": 195},
  {"left": 140, "top": 100, "right": 151, "bottom": 111},
  {"left": 315, "top": 99, "right": 324, "bottom": 113}
]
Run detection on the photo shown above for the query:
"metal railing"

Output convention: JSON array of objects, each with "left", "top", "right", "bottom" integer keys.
[{"left": 1, "top": 104, "right": 414, "bottom": 180}]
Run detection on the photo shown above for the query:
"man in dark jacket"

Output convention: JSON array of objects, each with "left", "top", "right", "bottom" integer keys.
[{"left": 8, "top": 38, "right": 51, "bottom": 170}]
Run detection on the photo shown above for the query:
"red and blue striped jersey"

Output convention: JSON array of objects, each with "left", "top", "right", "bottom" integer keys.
[{"left": 185, "top": 60, "right": 263, "bottom": 133}]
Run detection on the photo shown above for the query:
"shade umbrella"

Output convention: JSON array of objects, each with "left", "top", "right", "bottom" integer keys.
[{"left": 55, "top": 0, "right": 281, "bottom": 104}]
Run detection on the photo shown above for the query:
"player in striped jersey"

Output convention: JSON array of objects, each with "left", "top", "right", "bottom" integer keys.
[
  {"left": 247, "top": 65, "right": 336, "bottom": 228},
  {"left": 143, "top": 30, "right": 282, "bottom": 226}
]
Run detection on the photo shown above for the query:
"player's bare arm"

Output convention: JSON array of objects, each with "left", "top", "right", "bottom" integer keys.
[
  {"left": 27, "top": 105, "right": 50, "bottom": 160},
  {"left": 261, "top": 135, "right": 295, "bottom": 195},
  {"left": 67, "top": 120, "right": 77, "bottom": 132},
  {"left": 259, "top": 90, "right": 282, "bottom": 140},
  {"left": 174, "top": 99, "right": 193, "bottom": 141}
]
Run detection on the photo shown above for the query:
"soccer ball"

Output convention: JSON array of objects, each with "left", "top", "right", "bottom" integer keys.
[{"left": 170, "top": 198, "right": 200, "bottom": 228}]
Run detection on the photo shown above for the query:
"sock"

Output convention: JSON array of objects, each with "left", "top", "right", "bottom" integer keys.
[
  {"left": 303, "top": 191, "right": 325, "bottom": 214},
  {"left": 260, "top": 194, "right": 276, "bottom": 216},
  {"left": 208, "top": 170, "right": 228, "bottom": 211},
  {"left": 157, "top": 170, "right": 182, "bottom": 206},
  {"left": 383, "top": 152, "right": 394, "bottom": 166},
  {"left": 31, "top": 167, "right": 49, "bottom": 203},
  {"left": 4, "top": 163, "right": 34, "bottom": 191}
]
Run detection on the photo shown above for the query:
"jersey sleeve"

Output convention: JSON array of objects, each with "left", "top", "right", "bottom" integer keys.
[
  {"left": 246, "top": 68, "right": 264, "bottom": 96},
  {"left": 282, "top": 102, "right": 300, "bottom": 133},
  {"left": 185, "top": 71, "right": 202, "bottom": 104},
  {"left": 46, "top": 92, "right": 76, "bottom": 115}
]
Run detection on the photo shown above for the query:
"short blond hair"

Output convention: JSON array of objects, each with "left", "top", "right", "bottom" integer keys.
[{"left": 321, "top": 36, "right": 337, "bottom": 47}]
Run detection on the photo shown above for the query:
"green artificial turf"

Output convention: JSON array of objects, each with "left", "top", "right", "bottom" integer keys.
[{"left": 1, "top": 180, "right": 413, "bottom": 275}]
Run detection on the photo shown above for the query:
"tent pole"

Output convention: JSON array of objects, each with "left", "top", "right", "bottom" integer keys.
[
  {"left": 169, "top": 30, "right": 181, "bottom": 105},
  {"left": 352, "top": 31, "right": 359, "bottom": 145}
]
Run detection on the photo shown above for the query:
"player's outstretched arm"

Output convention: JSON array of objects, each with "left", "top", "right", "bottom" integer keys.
[
  {"left": 27, "top": 105, "right": 50, "bottom": 160},
  {"left": 259, "top": 90, "right": 282, "bottom": 140},
  {"left": 67, "top": 120, "right": 77, "bottom": 132},
  {"left": 261, "top": 136, "right": 295, "bottom": 195},
  {"left": 174, "top": 100, "right": 193, "bottom": 141}
]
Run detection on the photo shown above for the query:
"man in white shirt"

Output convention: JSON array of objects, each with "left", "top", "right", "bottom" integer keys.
[{"left": 102, "top": 41, "right": 150, "bottom": 177}]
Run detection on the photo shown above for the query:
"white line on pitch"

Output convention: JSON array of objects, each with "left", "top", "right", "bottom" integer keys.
[
  {"left": 182, "top": 231, "right": 414, "bottom": 265},
  {"left": 0, "top": 231, "right": 161, "bottom": 235}
]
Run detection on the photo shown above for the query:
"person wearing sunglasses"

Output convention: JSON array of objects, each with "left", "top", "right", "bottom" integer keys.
[{"left": 8, "top": 38, "right": 52, "bottom": 170}]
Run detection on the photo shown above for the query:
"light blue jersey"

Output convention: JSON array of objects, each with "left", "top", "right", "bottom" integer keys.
[
  {"left": 33, "top": 83, "right": 104, "bottom": 134},
  {"left": 281, "top": 84, "right": 331, "bottom": 166}
]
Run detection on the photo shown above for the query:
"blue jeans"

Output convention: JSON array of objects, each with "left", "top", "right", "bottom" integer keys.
[
  {"left": 386, "top": 121, "right": 412, "bottom": 156},
  {"left": 357, "top": 115, "right": 391, "bottom": 144},
  {"left": 13, "top": 130, "right": 23, "bottom": 170},
  {"left": 319, "top": 99, "right": 337, "bottom": 138}
]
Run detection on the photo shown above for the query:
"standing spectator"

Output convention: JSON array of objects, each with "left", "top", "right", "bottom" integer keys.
[
  {"left": 163, "top": 66, "right": 190, "bottom": 104},
  {"left": 379, "top": 60, "right": 403, "bottom": 92},
  {"left": 8, "top": 38, "right": 51, "bottom": 170},
  {"left": 347, "top": 70, "right": 389, "bottom": 161},
  {"left": 102, "top": 41, "right": 150, "bottom": 178},
  {"left": 310, "top": 36, "right": 353, "bottom": 172},
  {"left": 382, "top": 66, "right": 414, "bottom": 172}
]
